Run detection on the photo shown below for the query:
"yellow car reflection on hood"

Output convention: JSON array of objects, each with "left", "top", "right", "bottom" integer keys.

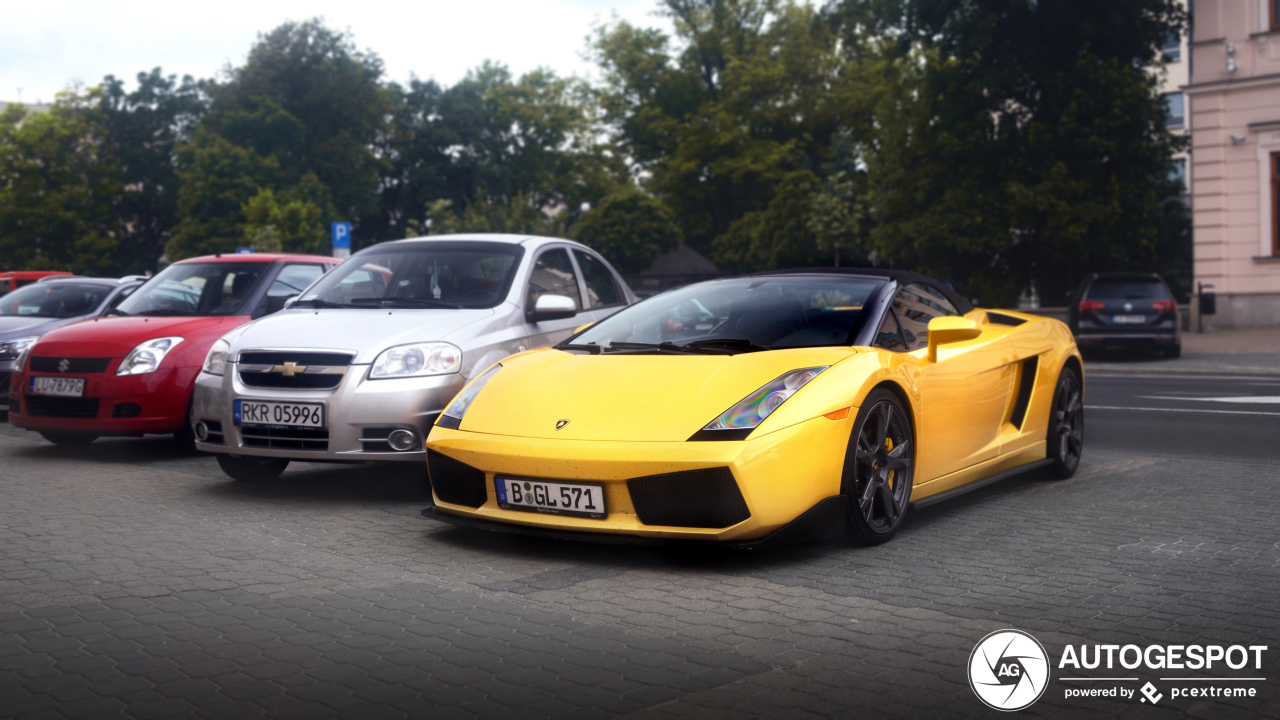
[{"left": 423, "top": 270, "right": 1084, "bottom": 547}]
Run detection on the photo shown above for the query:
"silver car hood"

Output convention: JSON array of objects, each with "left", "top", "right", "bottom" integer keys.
[
  {"left": 228, "top": 307, "right": 500, "bottom": 364},
  {"left": 0, "top": 315, "right": 83, "bottom": 341}
]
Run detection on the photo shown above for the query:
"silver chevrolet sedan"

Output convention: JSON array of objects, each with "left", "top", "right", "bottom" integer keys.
[{"left": 191, "top": 234, "right": 636, "bottom": 481}]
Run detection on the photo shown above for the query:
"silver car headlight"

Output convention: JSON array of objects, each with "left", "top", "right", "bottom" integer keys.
[
  {"left": 14, "top": 342, "right": 35, "bottom": 372},
  {"left": 0, "top": 336, "right": 38, "bottom": 361},
  {"left": 117, "top": 337, "right": 184, "bottom": 376},
  {"left": 703, "top": 367, "right": 828, "bottom": 432},
  {"left": 436, "top": 364, "right": 501, "bottom": 429},
  {"left": 369, "top": 342, "right": 462, "bottom": 379},
  {"left": 202, "top": 339, "right": 231, "bottom": 376}
]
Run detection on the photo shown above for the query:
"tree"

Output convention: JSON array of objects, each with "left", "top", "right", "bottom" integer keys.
[
  {"left": 833, "top": 0, "right": 1189, "bottom": 305},
  {"left": 168, "top": 128, "right": 281, "bottom": 258},
  {"left": 0, "top": 91, "right": 124, "bottom": 274},
  {"left": 100, "top": 69, "right": 206, "bottom": 272},
  {"left": 573, "top": 187, "right": 683, "bottom": 274},
  {"left": 240, "top": 187, "right": 326, "bottom": 254},
  {"left": 591, "top": 0, "right": 883, "bottom": 268}
]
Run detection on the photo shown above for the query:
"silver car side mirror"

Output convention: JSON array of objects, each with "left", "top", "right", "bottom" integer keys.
[{"left": 527, "top": 294, "right": 577, "bottom": 323}]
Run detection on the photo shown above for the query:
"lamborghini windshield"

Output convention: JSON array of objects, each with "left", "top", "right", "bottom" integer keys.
[
  {"left": 567, "top": 275, "right": 884, "bottom": 353},
  {"left": 297, "top": 242, "right": 523, "bottom": 310}
]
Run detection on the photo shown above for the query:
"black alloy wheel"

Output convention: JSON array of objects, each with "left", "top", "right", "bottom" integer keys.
[
  {"left": 38, "top": 431, "right": 98, "bottom": 446},
  {"left": 217, "top": 454, "right": 290, "bottom": 483},
  {"left": 842, "top": 388, "right": 914, "bottom": 545},
  {"left": 1046, "top": 368, "right": 1084, "bottom": 479}
]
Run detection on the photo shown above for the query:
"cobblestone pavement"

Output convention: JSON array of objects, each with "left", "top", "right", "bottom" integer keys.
[{"left": 1, "top": 406, "right": 1277, "bottom": 719}]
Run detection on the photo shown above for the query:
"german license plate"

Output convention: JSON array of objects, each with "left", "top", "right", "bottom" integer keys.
[
  {"left": 1111, "top": 314, "right": 1146, "bottom": 324},
  {"left": 28, "top": 376, "right": 85, "bottom": 397},
  {"left": 234, "top": 399, "right": 324, "bottom": 428},
  {"left": 495, "top": 476, "right": 606, "bottom": 519}
]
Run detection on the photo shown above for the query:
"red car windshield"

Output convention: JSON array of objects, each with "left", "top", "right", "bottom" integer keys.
[{"left": 115, "top": 263, "right": 269, "bottom": 317}]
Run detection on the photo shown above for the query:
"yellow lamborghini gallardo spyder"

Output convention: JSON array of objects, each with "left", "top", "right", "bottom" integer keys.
[{"left": 422, "top": 269, "right": 1083, "bottom": 547}]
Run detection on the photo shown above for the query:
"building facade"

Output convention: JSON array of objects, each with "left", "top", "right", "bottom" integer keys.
[{"left": 1186, "top": 0, "right": 1280, "bottom": 328}]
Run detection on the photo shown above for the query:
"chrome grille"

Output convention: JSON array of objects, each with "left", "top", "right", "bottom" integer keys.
[{"left": 236, "top": 349, "right": 354, "bottom": 390}]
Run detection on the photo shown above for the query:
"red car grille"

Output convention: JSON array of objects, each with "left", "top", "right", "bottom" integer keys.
[
  {"left": 29, "top": 357, "right": 112, "bottom": 373},
  {"left": 25, "top": 396, "right": 101, "bottom": 418}
]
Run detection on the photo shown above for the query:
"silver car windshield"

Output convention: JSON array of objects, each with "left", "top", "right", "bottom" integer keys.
[
  {"left": 298, "top": 242, "right": 524, "bottom": 310},
  {"left": 568, "top": 276, "right": 885, "bottom": 353},
  {"left": 0, "top": 282, "right": 112, "bottom": 318}
]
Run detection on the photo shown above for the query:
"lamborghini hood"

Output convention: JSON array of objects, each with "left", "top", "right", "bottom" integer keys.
[{"left": 459, "top": 347, "right": 858, "bottom": 442}]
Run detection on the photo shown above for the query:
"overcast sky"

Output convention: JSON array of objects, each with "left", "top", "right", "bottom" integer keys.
[{"left": 2, "top": 0, "right": 671, "bottom": 104}]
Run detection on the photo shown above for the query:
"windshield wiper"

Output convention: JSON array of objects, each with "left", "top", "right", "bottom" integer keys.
[
  {"left": 356, "top": 297, "right": 464, "bottom": 310},
  {"left": 292, "top": 298, "right": 356, "bottom": 309},
  {"left": 130, "top": 309, "right": 197, "bottom": 317},
  {"left": 559, "top": 343, "right": 602, "bottom": 355},
  {"left": 666, "top": 338, "right": 771, "bottom": 354}
]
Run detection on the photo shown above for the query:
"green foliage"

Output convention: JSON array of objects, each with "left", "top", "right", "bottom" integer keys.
[
  {"left": 240, "top": 186, "right": 326, "bottom": 254},
  {"left": 593, "top": 0, "right": 865, "bottom": 258},
  {"left": 100, "top": 69, "right": 206, "bottom": 271},
  {"left": 168, "top": 128, "right": 280, "bottom": 258},
  {"left": 836, "top": 0, "right": 1190, "bottom": 305},
  {"left": 573, "top": 187, "right": 683, "bottom": 275},
  {"left": 0, "top": 91, "right": 123, "bottom": 274}
]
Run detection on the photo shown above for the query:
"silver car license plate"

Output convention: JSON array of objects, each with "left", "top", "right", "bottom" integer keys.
[
  {"left": 495, "top": 476, "right": 606, "bottom": 519},
  {"left": 234, "top": 399, "right": 325, "bottom": 428},
  {"left": 28, "top": 377, "right": 85, "bottom": 397}
]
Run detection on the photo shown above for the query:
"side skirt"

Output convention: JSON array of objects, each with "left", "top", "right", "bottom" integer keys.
[{"left": 910, "top": 459, "right": 1053, "bottom": 511}]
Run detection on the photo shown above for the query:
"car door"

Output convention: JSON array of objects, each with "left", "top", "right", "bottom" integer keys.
[
  {"left": 894, "top": 283, "right": 1016, "bottom": 484},
  {"left": 523, "top": 247, "right": 587, "bottom": 349}
]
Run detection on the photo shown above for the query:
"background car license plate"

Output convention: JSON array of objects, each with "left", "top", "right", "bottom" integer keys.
[
  {"left": 1111, "top": 314, "right": 1146, "bottom": 324},
  {"left": 28, "top": 377, "right": 85, "bottom": 397},
  {"left": 495, "top": 477, "right": 606, "bottom": 519},
  {"left": 234, "top": 399, "right": 324, "bottom": 428}
]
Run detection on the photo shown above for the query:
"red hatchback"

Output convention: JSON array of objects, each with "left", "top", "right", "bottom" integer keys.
[{"left": 9, "top": 253, "right": 339, "bottom": 446}]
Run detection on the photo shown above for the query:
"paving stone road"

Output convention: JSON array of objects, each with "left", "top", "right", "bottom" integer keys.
[{"left": 0, "top": 406, "right": 1277, "bottom": 719}]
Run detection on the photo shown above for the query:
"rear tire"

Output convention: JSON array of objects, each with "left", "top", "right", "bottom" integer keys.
[
  {"left": 1046, "top": 368, "right": 1084, "bottom": 479},
  {"left": 38, "top": 431, "right": 98, "bottom": 446},
  {"left": 217, "top": 454, "right": 289, "bottom": 483},
  {"left": 840, "top": 389, "right": 914, "bottom": 545}
]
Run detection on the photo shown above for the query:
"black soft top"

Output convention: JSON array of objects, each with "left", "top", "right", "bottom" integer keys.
[{"left": 749, "top": 267, "right": 974, "bottom": 314}]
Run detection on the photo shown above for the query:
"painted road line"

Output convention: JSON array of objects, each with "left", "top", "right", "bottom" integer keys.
[
  {"left": 1086, "top": 405, "right": 1280, "bottom": 417},
  {"left": 1141, "top": 395, "right": 1280, "bottom": 404}
]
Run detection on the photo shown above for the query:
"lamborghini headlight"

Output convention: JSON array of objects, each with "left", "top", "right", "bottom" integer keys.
[
  {"left": 703, "top": 367, "right": 828, "bottom": 432},
  {"left": 117, "top": 337, "right": 184, "bottom": 376},
  {"left": 202, "top": 339, "right": 231, "bottom": 376},
  {"left": 0, "top": 336, "right": 38, "bottom": 361},
  {"left": 370, "top": 342, "right": 462, "bottom": 379},
  {"left": 436, "top": 364, "right": 501, "bottom": 429}
]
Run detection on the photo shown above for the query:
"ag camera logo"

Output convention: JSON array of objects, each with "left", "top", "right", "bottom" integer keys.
[{"left": 969, "top": 629, "right": 1050, "bottom": 711}]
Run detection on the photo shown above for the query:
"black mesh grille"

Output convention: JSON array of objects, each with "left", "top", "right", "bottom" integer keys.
[
  {"left": 627, "top": 467, "right": 751, "bottom": 528},
  {"left": 30, "top": 357, "right": 112, "bottom": 373},
  {"left": 111, "top": 403, "right": 142, "bottom": 418},
  {"left": 25, "top": 396, "right": 100, "bottom": 419},
  {"left": 240, "top": 425, "right": 329, "bottom": 450},
  {"left": 238, "top": 351, "right": 354, "bottom": 366},
  {"left": 238, "top": 370, "right": 344, "bottom": 389},
  {"left": 360, "top": 426, "right": 397, "bottom": 453},
  {"left": 428, "top": 450, "right": 488, "bottom": 508}
]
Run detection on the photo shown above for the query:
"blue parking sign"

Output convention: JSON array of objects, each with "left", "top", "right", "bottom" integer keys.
[{"left": 332, "top": 222, "right": 351, "bottom": 259}]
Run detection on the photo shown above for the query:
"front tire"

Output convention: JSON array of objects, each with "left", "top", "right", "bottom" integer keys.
[
  {"left": 217, "top": 454, "right": 289, "bottom": 483},
  {"left": 841, "top": 388, "right": 914, "bottom": 545},
  {"left": 38, "top": 431, "right": 98, "bottom": 446},
  {"left": 1046, "top": 368, "right": 1084, "bottom": 479}
]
